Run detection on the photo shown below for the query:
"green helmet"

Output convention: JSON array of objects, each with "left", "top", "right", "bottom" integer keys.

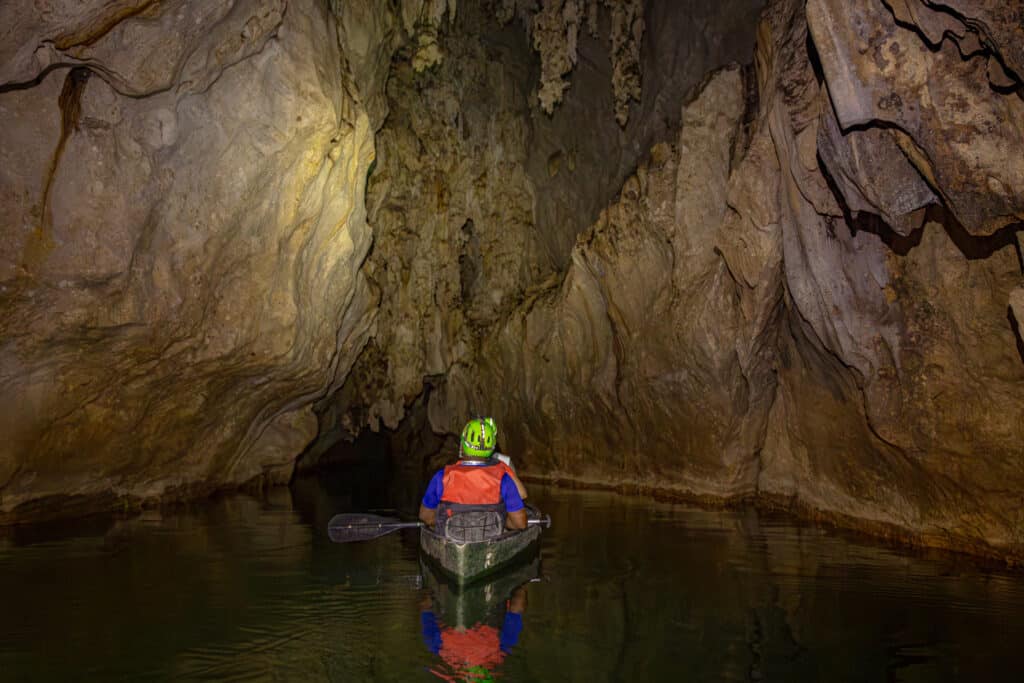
[
  {"left": 460, "top": 417, "right": 497, "bottom": 459},
  {"left": 464, "top": 666, "right": 495, "bottom": 683}
]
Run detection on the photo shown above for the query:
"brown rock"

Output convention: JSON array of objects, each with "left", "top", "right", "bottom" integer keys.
[
  {"left": 427, "top": 66, "right": 776, "bottom": 499},
  {"left": 816, "top": 93, "right": 935, "bottom": 235},
  {"left": 807, "top": 0, "right": 1024, "bottom": 234},
  {"left": 4, "top": 0, "right": 1024, "bottom": 566},
  {"left": 0, "top": 0, "right": 378, "bottom": 515},
  {"left": 763, "top": 0, "right": 1024, "bottom": 557}
]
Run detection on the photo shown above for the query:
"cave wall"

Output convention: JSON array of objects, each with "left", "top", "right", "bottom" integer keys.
[
  {"left": 763, "top": 0, "right": 1024, "bottom": 553},
  {"left": 337, "top": 0, "right": 1024, "bottom": 558},
  {"left": 0, "top": 0, "right": 381, "bottom": 515},
  {"left": 2, "top": 0, "right": 1024, "bottom": 561},
  {"left": 439, "top": 0, "right": 1024, "bottom": 557},
  {"left": 518, "top": 0, "right": 768, "bottom": 267},
  {"left": 441, "top": 64, "right": 780, "bottom": 499},
  {"left": 313, "top": 0, "right": 768, "bottom": 460}
]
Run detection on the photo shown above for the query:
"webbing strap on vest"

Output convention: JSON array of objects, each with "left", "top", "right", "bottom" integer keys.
[{"left": 436, "top": 501, "right": 507, "bottom": 542}]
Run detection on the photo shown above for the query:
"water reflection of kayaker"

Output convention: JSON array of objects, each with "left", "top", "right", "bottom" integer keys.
[
  {"left": 420, "top": 585, "right": 527, "bottom": 682},
  {"left": 418, "top": 418, "right": 530, "bottom": 536}
]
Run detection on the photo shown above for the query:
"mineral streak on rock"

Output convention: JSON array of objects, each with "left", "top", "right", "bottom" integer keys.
[{"left": 25, "top": 67, "right": 93, "bottom": 272}]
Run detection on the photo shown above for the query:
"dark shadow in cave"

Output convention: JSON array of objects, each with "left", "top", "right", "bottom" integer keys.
[
  {"left": 0, "top": 64, "right": 57, "bottom": 93},
  {"left": 728, "top": 61, "right": 761, "bottom": 171},
  {"left": 295, "top": 384, "right": 448, "bottom": 485},
  {"left": 1008, "top": 306, "right": 1024, "bottom": 367},
  {"left": 990, "top": 76, "right": 1023, "bottom": 98},
  {"left": 459, "top": 218, "right": 481, "bottom": 302},
  {"left": 806, "top": 30, "right": 825, "bottom": 88},
  {"left": 932, "top": 206, "right": 1024, "bottom": 268}
]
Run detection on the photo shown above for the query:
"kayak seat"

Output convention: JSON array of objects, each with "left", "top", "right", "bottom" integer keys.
[{"left": 436, "top": 501, "right": 506, "bottom": 543}]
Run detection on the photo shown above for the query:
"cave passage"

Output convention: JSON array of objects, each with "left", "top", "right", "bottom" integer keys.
[
  {"left": 2, "top": 466, "right": 1024, "bottom": 680},
  {"left": 3, "top": 0, "right": 1024, "bottom": 678}
]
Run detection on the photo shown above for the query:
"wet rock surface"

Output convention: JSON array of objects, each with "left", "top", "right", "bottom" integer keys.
[
  {"left": 0, "top": 0, "right": 379, "bottom": 514},
  {"left": 3, "top": 0, "right": 1024, "bottom": 562}
]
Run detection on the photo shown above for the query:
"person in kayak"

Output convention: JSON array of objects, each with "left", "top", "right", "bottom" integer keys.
[{"left": 419, "top": 417, "right": 529, "bottom": 532}]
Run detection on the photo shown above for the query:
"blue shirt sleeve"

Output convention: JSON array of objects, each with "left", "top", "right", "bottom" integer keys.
[
  {"left": 421, "top": 611, "right": 442, "bottom": 654},
  {"left": 500, "top": 473, "right": 524, "bottom": 513},
  {"left": 421, "top": 470, "right": 445, "bottom": 509},
  {"left": 500, "top": 611, "right": 524, "bottom": 652}
]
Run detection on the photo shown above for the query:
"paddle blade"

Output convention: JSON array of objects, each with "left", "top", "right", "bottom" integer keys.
[{"left": 327, "top": 514, "right": 422, "bottom": 543}]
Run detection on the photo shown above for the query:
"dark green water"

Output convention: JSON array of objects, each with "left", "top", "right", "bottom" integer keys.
[{"left": 2, "top": 465, "right": 1023, "bottom": 681}]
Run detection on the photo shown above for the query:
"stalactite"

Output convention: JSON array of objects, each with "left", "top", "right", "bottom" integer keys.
[
  {"left": 402, "top": 0, "right": 458, "bottom": 71},
  {"left": 605, "top": 0, "right": 644, "bottom": 126},
  {"left": 493, "top": 0, "right": 644, "bottom": 126},
  {"left": 531, "top": 0, "right": 582, "bottom": 114}
]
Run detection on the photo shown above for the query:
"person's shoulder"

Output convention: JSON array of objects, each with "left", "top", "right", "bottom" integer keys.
[{"left": 499, "top": 471, "right": 520, "bottom": 493}]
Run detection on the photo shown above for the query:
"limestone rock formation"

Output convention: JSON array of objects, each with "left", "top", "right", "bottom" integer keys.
[
  {"left": 524, "top": 0, "right": 767, "bottom": 264},
  {"left": 769, "top": 0, "right": 1024, "bottom": 555},
  {"left": 0, "top": 0, "right": 379, "bottom": 516},
  {"left": 434, "top": 66, "right": 781, "bottom": 499},
  {"left": 4, "top": 0, "right": 1024, "bottom": 564},
  {"left": 495, "top": 0, "right": 645, "bottom": 125},
  {"left": 352, "top": 0, "right": 1024, "bottom": 560},
  {"left": 306, "top": 4, "right": 556, "bottom": 460},
  {"left": 527, "top": 0, "right": 588, "bottom": 115},
  {"left": 311, "top": 0, "right": 767, "bottom": 465},
  {"left": 807, "top": 0, "right": 1024, "bottom": 234}
]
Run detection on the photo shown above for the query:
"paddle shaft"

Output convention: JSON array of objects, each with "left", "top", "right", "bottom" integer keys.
[{"left": 327, "top": 513, "right": 550, "bottom": 543}]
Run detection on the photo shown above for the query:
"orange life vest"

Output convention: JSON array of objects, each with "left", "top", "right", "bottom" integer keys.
[
  {"left": 435, "top": 624, "right": 506, "bottom": 670},
  {"left": 441, "top": 461, "right": 514, "bottom": 505}
]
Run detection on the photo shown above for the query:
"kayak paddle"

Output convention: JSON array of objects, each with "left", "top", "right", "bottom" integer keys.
[
  {"left": 327, "top": 514, "right": 423, "bottom": 543},
  {"left": 327, "top": 512, "right": 552, "bottom": 543}
]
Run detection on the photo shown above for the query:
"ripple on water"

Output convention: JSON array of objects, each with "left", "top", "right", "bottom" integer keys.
[{"left": 3, "top": 479, "right": 1024, "bottom": 681}]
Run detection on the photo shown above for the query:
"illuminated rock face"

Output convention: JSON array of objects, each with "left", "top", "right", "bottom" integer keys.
[
  {"left": 441, "top": 65, "right": 777, "bottom": 500},
  {"left": 3, "top": 0, "right": 1024, "bottom": 561},
  {"left": 0, "top": 0, "right": 378, "bottom": 513},
  {"left": 760, "top": 0, "right": 1024, "bottom": 557}
]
